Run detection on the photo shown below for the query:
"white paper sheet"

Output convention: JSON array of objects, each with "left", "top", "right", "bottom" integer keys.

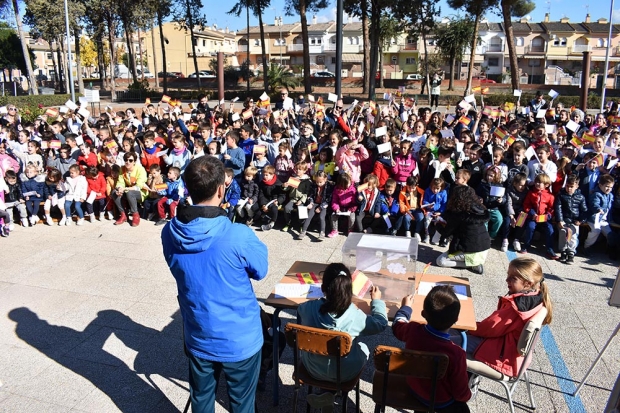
[
  {"left": 298, "top": 206, "right": 309, "bottom": 220},
  {"left": 86, "top": 191, "right": 97, "bottom": 204},
  {"left": 464, "top": 94, "right": 476, "bottom": 103},
  {"left": 549, "top": 89, "right": 559, "bottom": 99},
  {"left": 376, "top": 142, "right": 391, "bottom": 154},
  {"left": 440, "top": 129, "right": 455, "bottom": 138},
  {"left": 75, "top": 135, "right": 84, "bottom": 146},
  {"left": 417, "top": 281, "right": 468, "bottom": 300},
  {"left": 283, "top": 97, "right": 294, "bottom": 110},
  {"left": 566, "top": 120, "right": 580, "bottom": 132},
  {"left": 259, "top": 92, "right": 269, "bottom": 101},
  {"left": 545, "top": 125, "right": 556, "bottom": 134},
  {"left": 375, "top": 126, "right": 387, "bottom": 137},
  {"left": 357, "top": 234, "right": 411, "bottom": 253},
  {"left": 513, "top": 90, "right": 522, "bottom": 97},
  {"left": 490, "top": 186, "right": 505, "bottom": 197},
  {"left": 525, "top": 146, "right": 537, "bottom": 160},
  {"left": 65, "top": 100, "right": 78, "bottom": 111},
  {"left": 274, "top": 283, "right": 323, "bottom": 299},
  {"left": 328, "top": 93, "right": 338, "bottom": 103},
  {"left": 231, "top": 113, "right": 240, "bottom": 122},
  {"left": 536, "top": 109, "right": 547, "bottom": 118}
]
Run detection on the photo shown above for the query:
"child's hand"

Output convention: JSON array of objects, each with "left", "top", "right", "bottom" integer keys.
[
  {"left": 48, "top": 196, "right": 52, "bottom": 200},
  {"left": 307, "top": 204, "right": 313, "bottom": 209},
  {"left": 25, "top": 196, "right": 29, "bottom": 201},
  {"left": 374, "top": 212, "right": 380, "bottom": 218},
  {"left": 248, "top": 199, "right": 254, "bottom": 204},
  {"left": 282, "top": 183, "right": 289, "bottom": 188},
  {"left": 357, "top": 195, "right": 363, "bottom": 201},
  {"left": 79, "top": 198, "right": 85, "bottom": 203},
  {"left": 315, "top": 207, "right": 321, "bottom": 213},
  {"left": 558, "top": 221, "right": 564, "bottom": 229},
  {"left": 370, "top": 286, "right": 382, "bottom": 300},
  {"left": 401, "top": 294, "right": 414, "bottom": 308},
  {"left": 433, "top": 212, "right": 440, "bottom": 217},
  {"left": 295, "top": 201, "right": 302, "bottom": 206},
  {"left": 510, "top": 216, "right": 516, "bottom": 227}
]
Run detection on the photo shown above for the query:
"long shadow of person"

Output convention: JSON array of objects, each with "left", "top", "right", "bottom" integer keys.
[{"left": 8, "top": 307, "right": 180, "bottom": 413}]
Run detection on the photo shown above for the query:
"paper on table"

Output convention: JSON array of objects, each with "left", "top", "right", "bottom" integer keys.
[
  {"left": 357, "top": 234, "right": 411, "bottom": 253},
  {"left": 417, "top": 281, "right": 468, "bottom": 300},
  {"left": 274, "top": 283, "right": 323, "bottom": 299},
  {"left": 298, "top": 206, "right": 309, "bottom": 220},
  {"left": 86, "top": 191, "right": 97, "bottom": 204},
  {"left": 566, "top": 120, "right": 580, "bottom": 132},
  {"left": 327, "top": 93, "right": 338, "bottom": 103},
  {"left": 490, "top": 186, "right": 505, "bottom": 197},
  {"left": 377, "top": 142, "right": 391, "bottom": 154}
]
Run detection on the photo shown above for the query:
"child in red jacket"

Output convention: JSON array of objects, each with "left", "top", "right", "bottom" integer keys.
[
  {"left": 520, "top": 173, "right": 557, "bottom": 258},
  {"left": 85, "top": 167, "right": 107, "bottom": 222},
  {"left": 393, "top": 286, "right": 471, "bottom": 410},
  {"left": 459, "top": 257, "right": 552, "bottom": 378}
]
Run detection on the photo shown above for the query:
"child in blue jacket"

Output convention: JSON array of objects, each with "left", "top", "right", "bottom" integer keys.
[
  {"left": 583, "top": 173, "right": 615, "bottom": 250},
  {"left": 380, "top": 179, "right": 401, "bottom": 235},
  {"left": 422, "top": 177, "right": 448, "bottom": 245},
  {"left": 221, "top": 168, "right": 241, "bottom": 221},
  {"left": 20, "top": 164, "right": 45, "bottom": 226},
  {"left": 155, "top": 167, "right": 185, "bottom": 225}
]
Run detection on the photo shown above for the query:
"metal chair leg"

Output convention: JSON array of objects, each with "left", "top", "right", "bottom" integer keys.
[
  {"left": 499, "top": 381, "right": 515, "bottom": 413},
  {"left": 355, "top": 382, "right": 360, "bottom": 413},
  {"left": 524, "top": 370, "right": 536, "bottom": 409},
  {"left": 342, "top": 391, "right": 349, "bottom": 413}
]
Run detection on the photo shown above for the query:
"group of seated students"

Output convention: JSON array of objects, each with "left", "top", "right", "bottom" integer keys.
[
  {"left": 296, "top": 257, "right": 552, "bottom": 412},
  {"left": 1, "top": 92, "right": 619, "bottom": 266}
]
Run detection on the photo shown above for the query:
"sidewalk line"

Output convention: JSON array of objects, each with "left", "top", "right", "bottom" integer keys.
[{"left": 505, "top": 250, "right": 587, "bottom": 412}]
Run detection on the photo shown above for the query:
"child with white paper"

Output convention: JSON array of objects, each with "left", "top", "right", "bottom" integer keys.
[
  {"left": 63, "top": 164, "right": 88, "bottom": 226},
  {"left": 422, "top": 177, "right": 448, "bottom": 245},
  {"left": 484, "top": 145, "right": 508, "bottom": 183},
  {"left": 281, "top": 162, "right": 312, "bottom": 232},
  {"left": 20, "top": 164, "right": 45, "bottom": 226},
  {"left": 583, "top": 174, "right": 615, "bottom": 252},
  {"left": 298, "top": 171, "right": 334, "bottom": 240},
  {"left": 476, "top": 166, "right": 508, "bottom": 249},
  {"left": 527, "top": 144, "right": 557, "bottom": 184},
  {"left": 328, "top": 173, "right": 358, "bottom": 237},
  {"left": 236, "top": 166, "right": 260, "bottom": 225}
]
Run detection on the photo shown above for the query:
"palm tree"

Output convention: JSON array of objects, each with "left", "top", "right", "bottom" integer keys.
[{"left": 263, "top": 64, "right": 301, "bottom": 93}]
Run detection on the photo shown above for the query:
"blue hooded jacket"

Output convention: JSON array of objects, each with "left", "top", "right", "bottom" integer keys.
[{"left": 161, "top": 204, "right": 268, "bottom": 362}]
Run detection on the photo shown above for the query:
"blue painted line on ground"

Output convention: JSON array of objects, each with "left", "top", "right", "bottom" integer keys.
[{"left": 505, "top": 250, "right": 587, "bottom": 412}]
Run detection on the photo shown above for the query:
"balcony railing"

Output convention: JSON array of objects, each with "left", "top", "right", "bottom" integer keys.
[
  {"left": 484, "top": 44, "right": 505, "bottom": 53},
  {"left": 572, "top": 44, "right": 592, "bottom": 53},
  {"left": 524, "top": 45, "right": 546, "bottom": 54},
  {"left": 287, "top": 44, "right": 323, "bottom": 53},
  {"left": 323, "top": 44, "right": 362, "bottom": 52}
]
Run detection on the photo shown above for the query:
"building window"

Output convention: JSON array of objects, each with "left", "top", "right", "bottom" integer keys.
[
  {"left": 257, "top": 57, "right": 263, "bottom": 64},
  {"left": 46, "top": 53, "right": 53, "bottom": 60},
  {"left": 597, "top": 38, "right": 607, "bottom": 47},
  {"left": 317, "top": 38, "right": 322, "bottom": 45},
  {"left": 316, "top": 55, "right": 325, "bottom": 64},
  {"left": 203, "top": 40, "right": 206, "bottom": 47},
  {"left": 516, "top": 37, "right": 524, "bottom": 46},
  {"left": 528, "top": 59, "right": 541, "bottom": 67},
  {"left": 488, "top": 57, "right": 499, "bottom": 67},
  {"left": 553, "top": 37, "right": 567, "bottom": 46},
  {"left": 331, "top": 57, "right": 336, "bottom": 64},
  {"left": 310, "top": 38, "right": 316, "bottom": 45},
  {"left": 405, "top": 57, "right": 416, "bottom": 65},
  {"left": 254, "top": 39, "right": 261, "bottom": 46},
  {"left": 193, "top": 38, "right": 197, "bottom": 46}
]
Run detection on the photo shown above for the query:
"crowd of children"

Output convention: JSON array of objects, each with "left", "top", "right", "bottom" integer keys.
[{"left": 1, "top": 92, "right": 619, "bottom": 263}]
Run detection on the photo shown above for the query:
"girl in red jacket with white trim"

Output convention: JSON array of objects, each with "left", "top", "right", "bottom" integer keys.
[{"left": 456, "top": 257, "right": 553, "bottom": 378}]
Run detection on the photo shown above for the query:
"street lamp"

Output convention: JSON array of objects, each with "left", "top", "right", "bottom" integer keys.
[
  {"left": 63, "top": 0, "right": 75, "bottom": 101},
  {"left": 600, "top": 0, "right": 615, "bottom": 112}
]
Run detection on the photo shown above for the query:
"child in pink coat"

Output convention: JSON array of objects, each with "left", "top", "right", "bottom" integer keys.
[
  {"left": 335, "top": 139, "right": 369, "bottom": 184},
  {"left": 329, "top": 173, "right": 358, "bottom": 237}
]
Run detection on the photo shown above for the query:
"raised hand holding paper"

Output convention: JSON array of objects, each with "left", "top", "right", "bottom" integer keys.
[
  {"left": 327, "top": 93, "right": 338, "bottom": 103},
  {"left": 549, "top": 89, "right": 559, "bottom": 99},
  {"left": 513, "top": 89, "right": 522, "bottom": 97},
  {"left": 375, "top": 126, "right": 387, "bottom": 137},
  {"left": 259, "top": 92, "right": 269, "bottom": 101}
]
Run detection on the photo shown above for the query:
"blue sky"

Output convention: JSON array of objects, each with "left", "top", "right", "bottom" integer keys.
[{"left": 209, "top": 0, "right": 620, "bottom": 32}]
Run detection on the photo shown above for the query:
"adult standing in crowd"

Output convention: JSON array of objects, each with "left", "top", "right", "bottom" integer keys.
[{"left": 161, "top": 156, "right": 268, "bottom": 413}]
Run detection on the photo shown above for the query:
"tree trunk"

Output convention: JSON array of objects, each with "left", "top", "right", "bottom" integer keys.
[
  {"left": 378, "top": 42, "right": 384, "bottom": 89},
  {"left": 368, "top": 0, "right": 379, "bottom": 99},
  {"left": 449, "top": 54, "right": 455, "bottom": 91},
  {"left": 502, "top": 0, "right": 519, "bottom": 90},
  {"left": 137, "top": 28, "right": 144, "bottom": 81},
  {"left": 466, "top": 13, "right": 480, "bottom": 94},
  {"left": 50, "top": 44, "right": 60, "bottom": 89},
  {"left": 124, "top": 28, "right": 139, "bottom": 83},
  {"left": 150, "top": 22, "right": 159, "bottom": 88},
  {"left": 257, "top": 7, "right": 269, "bottom": 92},
  {"left": 75, "top": 28, "right": 84, "bottom": 95},
  {"left": 186, "top": 0, "right": 201, "bottom": 88},
  {"left": 422, "top": 31, "right": 430, "bottom": 104},
  {"left": 12, "top": 0, "right": 37, "bottom": 94},
  {"left": 58, "top": 43, "right": 68, "bottom": 94},
  {"left": 157, "top": 10, "right": 168, "bottom": 94},
  {"left": 107, "top": 22, "right": 117, "bottom": 101},
  {"left": 299, "top": 0, "right": 311, "bottom": 93},
  {"left": 361, "top": 1, "right": 370, "bottom": 94}
]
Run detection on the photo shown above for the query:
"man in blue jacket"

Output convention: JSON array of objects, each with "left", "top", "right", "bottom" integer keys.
[{"left": 161, "top": 156, "right": 268, "bottom": 413}]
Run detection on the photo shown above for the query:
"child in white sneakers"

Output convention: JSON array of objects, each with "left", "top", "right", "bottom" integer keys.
[
  {"left": 64, "top": 164, "right": 88, "bottom": 226},
  {"left": 42, "top": 168, "right": 66, "bottom": 226}
]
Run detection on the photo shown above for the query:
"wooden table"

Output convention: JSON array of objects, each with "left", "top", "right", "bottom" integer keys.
[{"left": 264, "top": 261, "right": 478, "bottom": 405}]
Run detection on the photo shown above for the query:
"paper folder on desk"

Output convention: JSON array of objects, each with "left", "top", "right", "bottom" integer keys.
[{"left": 351, "top": 270, "right": 373, "bottom": 298}]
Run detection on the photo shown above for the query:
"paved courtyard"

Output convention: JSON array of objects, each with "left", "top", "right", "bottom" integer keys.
[{"left": 0, "top": 219, "right": 618, "bottom": 412}]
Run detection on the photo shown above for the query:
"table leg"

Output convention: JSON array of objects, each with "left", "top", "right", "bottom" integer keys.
[
  {"left": 272, "top": 308, "right": 282, "bottom": 406},
  {"left": 573, "top": 322, "right": 620, "bottom": 396}
]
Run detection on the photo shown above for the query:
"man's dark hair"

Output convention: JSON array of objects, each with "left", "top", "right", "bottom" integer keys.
[
  {"left": 183, "top": 156, "right": 225, "bottom": 204},
  {"left": 423, "top": 285, "right": 461, "bottom": 330}
]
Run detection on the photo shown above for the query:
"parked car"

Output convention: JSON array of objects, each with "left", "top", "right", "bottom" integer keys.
[
  {"left": 36, "top": 74, "right": 48, "bottom": 82},
  {"left": 312, "top": 71, "right": 335, "bottom": 78},
  {"left": 188, "top": 70, "right": 216, "bottom": 78},
  {"left": 158, "top": 72, "right": 184, "bottom": 78},
  {"left": 136, "top": 65, "right": 155, "bottom": 79},
  {"left": 406, "top": 73, "right": 423, "bottom": 80},
  {"left": 472, "top": 76, "right": 496, "bottom": 84}
]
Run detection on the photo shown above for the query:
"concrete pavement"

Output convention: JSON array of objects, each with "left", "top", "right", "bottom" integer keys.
[{"left": 0, "top": 218, "right": 618, "bottom": 412}]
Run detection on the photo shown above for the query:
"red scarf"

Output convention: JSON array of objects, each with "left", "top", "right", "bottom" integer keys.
[{"left": 263, "top": 174, "right": 277, "bottom": 186}]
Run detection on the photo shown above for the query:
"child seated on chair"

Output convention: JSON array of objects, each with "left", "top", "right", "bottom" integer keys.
[
  {"left": 451, "top": 257, "right": 553, "bottom": 378},
  {"left": 393, "top": 285, "right": 472, "bottom": 410},
  {"left": 297, "top": 263, "right": 388, "bottom": 384}
]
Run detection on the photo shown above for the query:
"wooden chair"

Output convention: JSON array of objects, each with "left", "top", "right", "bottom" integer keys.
[
  {"left": 285, "top": 323, "right": 364, "bottom": 413},
  {"left": 466, "top": 307, "right": 548, "bottom": 413},
  {"left": 372, "top": 345, "right": 449, "bottom": 413}
]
